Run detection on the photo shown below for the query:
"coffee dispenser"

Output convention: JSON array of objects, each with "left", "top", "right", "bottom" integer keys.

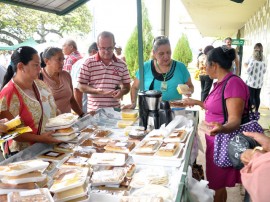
[{"left": 138, "top": 90, "right": 174, "bottom": 130}]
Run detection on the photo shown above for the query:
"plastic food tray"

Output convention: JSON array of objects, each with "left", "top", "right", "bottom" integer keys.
[
  {"left": 129, "top": 143, "right": 185, "bottom": 167},
  {"left": 54, "top": 132, "right": 78, "bottom": 142},
  {"left": 50, "top": 167, "right": 89, "bottom": 193},
  {"left": 0, "top": 160, "right": 49, "bottom": 177},
  {"left": 88, "top": 153, "right": 126, "bottom": 166},
  {"left": 8, "top": 188, "right": 54, "bottom": 202},
  {"left": 1, "top": 173, "right": 46, "bottom": 185}
]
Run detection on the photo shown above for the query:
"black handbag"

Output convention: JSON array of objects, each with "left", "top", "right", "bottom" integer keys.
[{"left": 228, "top": 132, "right": 260, "bottom": 170}]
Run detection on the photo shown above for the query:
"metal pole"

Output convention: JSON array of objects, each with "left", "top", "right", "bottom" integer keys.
[{"left": 137, "top": 0, "right": 144, "bottom": 91}]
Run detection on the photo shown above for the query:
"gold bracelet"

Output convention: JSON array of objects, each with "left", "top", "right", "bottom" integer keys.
[{"left": 252, "top": 146, "right": 263, "bottom": 154}]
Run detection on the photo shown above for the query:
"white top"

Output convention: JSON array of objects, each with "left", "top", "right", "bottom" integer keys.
[{"left": 245, "top": 57, "right": 266, "bottom": 89}]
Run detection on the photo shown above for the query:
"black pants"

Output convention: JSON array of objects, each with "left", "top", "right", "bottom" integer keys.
[
  {"left": 199, "top": 75, "right": 213, "bottom": 102},
  {"left": 248, "top": 86, "right": 261, "bottom": 111}
]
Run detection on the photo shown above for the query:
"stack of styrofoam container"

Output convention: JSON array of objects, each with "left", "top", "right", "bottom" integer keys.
[
  {"left": 50, "top": 165, "right": 90, "bottom": 202},
  {"left": 0, "top": 159, "right": 49, "bottom": 195}
]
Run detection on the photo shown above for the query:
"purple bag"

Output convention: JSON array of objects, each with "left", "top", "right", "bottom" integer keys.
[
  {"left": 213, "top": 75, "right": 264, "bottom": 167},
  {"left": 213, "top": 113, "right": 264, "bottom": 167}
]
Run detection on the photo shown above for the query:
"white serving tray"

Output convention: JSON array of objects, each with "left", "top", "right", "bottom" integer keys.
[
  {"left": 0, "top": 160, "right": 49, "bottom": 177},
  {"left": 88, "top": 153, "right": 126, "bottom": 166},
  {"left": 54, "top": 132, "right": 78, "bottom": 142},
  {"left": 129, "top": 143, "right": 185, "bottom": 167},
  {"left": 8, "top": 188, "right": 54, "bottom": 202},
  {"left": 1, "top": 173, "right": 46, "bottom": 185}
]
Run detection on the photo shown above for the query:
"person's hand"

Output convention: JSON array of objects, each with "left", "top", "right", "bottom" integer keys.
[
  {"left": 0, "top": 119, "right": 8, "bottom": 135},
  {"left": 40, "top": 131, "right": 62, "bottom": 144},
  {"left": 183, "top": 92, "right": 192, "bottom": 98},
  {"left": 122, "top": 103, "right": 136, "bottom": 109},
  {"left": 198, "top": 120, "right": 214, "bottom": 134},
  {"left": 112, "top": 89, "right": 122, "bottom": 99},
  {"left": 207, "top": 122, "right": 224, "bottom": 136},
  {"left": 182, "top": 98, "right": 197, "bottom": 107},
  {"left": 240, "top": 149, "right": 254, "bottom": 165},
  {"left": 243, "top": 131, "right": 270, "bottom": 152}
]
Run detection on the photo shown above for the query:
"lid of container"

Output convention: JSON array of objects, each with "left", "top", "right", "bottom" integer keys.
[{"left": 145, "top": 90, "right": 162, "bottom": 97}]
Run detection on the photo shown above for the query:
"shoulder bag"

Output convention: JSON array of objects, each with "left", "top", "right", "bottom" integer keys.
[{"left": 213, "top": 75, "right": 264, "bottom": 168}]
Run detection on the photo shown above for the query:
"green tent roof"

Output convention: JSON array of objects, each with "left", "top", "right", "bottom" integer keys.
[{"left": 0, "top": 38, "right": 38, "bottom": 51}]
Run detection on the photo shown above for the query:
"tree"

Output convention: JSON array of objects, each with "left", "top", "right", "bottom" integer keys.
[
  {"left": 173, "top": 34, "right": 193, "bottom": 67},
  {"left": 124, "top": 1, "right": 154, "bottom": 78},
  {"left": 0, "top": 3, "right": 92, "bottom": 45}
]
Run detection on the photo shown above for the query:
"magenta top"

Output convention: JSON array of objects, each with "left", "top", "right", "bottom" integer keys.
[{"left": 204, "top": 72, "right": 249, "bottom": 124}]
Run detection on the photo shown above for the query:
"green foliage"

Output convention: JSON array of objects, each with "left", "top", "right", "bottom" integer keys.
[
  {"left": 124, "top": 1, "right": 154, "bottom": 78},
  {"left": 173, "top": 34, "right": 193, "bottom": 67},
  {"left": 0, "top": 3, "right": 92, "bottom": 45}
]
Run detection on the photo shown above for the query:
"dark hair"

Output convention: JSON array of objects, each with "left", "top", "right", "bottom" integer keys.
[
  {"left": 40, "top": 52, "right": 46, "bottom": 68},
  {"left": 254, "top": 43, "right": 263, "bottom": 50},
  {"left": 88, "top": 42, "right": 98, "bottom": 54},
  {"left": 152, "top": 36, "right": 170, "bottom": 52},
  {"left": 42, "top": 47, "right": 62, "bottom": 60},
  {"left": 207, "top": 46, "right": 235, "bottom": 70},
  {"left": 1, "top": 46, "right": 38, "bottom": 89},
  {"left": 203, "top": 45, "right": 214, "bottom": 55}
]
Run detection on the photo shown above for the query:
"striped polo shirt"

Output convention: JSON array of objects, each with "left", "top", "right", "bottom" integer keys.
[
  {"left": 78, "top": 53, "right": 131, "bottom": 111},
  {"left": 63, "top": 51, "right": 82, "bottom": 73}
]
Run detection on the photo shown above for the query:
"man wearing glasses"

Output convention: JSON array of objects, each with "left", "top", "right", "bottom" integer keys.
[{"left": 78, "top": 31, "right": 131, "bottom": 112}]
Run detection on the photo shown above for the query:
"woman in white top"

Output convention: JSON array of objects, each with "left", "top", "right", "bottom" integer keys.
[{"left": 244, "top": 43, "right": 266, "bottom": 111}]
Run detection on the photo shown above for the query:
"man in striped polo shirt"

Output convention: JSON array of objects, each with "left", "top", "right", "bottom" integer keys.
[{"left": 78, "top": 31, "right": 131, "bottom": 112}]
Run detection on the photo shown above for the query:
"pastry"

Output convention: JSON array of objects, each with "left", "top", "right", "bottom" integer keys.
[
  {"left": 37, "top": 151, "right": 67, "bottom": 162},
  {"left": 92, "top": 129, "right": 111, "bottom": 138},
  {"left": 55, "top": 127, "right": 74, "bottom": 134},
  {"left": 135, "top": 140, "right": 161, "bottom": 153},
  {"left": 156, "top": 142, "right": 179, "bottom": 157},
  {"left": 125, "top": 164, "right": 136, "bottom": 177},
  {"left": 121, "top": 110, "right": 138, "bottom": 119},
  {"left": 93, "top": 137, "right": 114, "bottom": 148},
  {"left": 4, "top": 116, "right": 21, "bottom": 131},
  {"left": 79, "top": 139, "right": 93, "bottom": 146},
  {"left": 164, "top": 129, "right": 186, "bottom": 142},
  {"left": 9, "top": 188, "right": 52, "bottom": 202},
  {"left": 54, "top": 142, "right": 75, "bottom": 153},
  {"left": 104, "top": 141, "right": 135, "bottom": 154},
  {"left": 117, "top": 120, "right": 134, "bottom": 128},
  {"left": 177, "top": 84, "right": 190, "bottom": 94}
]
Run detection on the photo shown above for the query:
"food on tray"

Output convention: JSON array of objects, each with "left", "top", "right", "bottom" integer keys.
[
  {"left": 135, "top": 140, "right": 161, "bottom": 153},
  {"left": 92, "top": 129, "right": 112, "bottom": 138},
  {"left": 104, "top": 141, "right": 135, "bottom": 154},
  {"left": 79, "top": 138, "right": 93, "bottom": 146},
  {"left": 53, "top": 181, "right": 88, "bottom": 201},
  {"left": 156, "top": 142, "right": 179, "bottom": 157},
  {"left": 91, "top": 168, "right": 126, "bottom": 185},
  {"left": 90, "top": 189, "right": 128, "bottom": 197},
  {"left": 53, "top": 132, "right": 78, "bottom": 142},
  {"left": 93, "top": 137, "right": 114, "bottom": 147},
  {"left": 169, "top": 100, "right": 186, "bottom": 108},
  {"left": 125, "top": 164, "right": 136, "bottom": 177},
  {"left": 0, "top": 160, "right": 49, "bottom": 176},
  {"left": 54, "top": 142, "right": 76, "bottom": 153},
  {"left": 130, "top": 167, "right": 168, "bottom": 188},
  {"left": 120, "top": 196, "right": 164, "bottom": 202},
  {"left": 50, "top": 166, "right": 88, "bottom": 193},
  {"left": 128, "top": 126, "right": 147, "bottom": 139},
  {"left": 88, "top": 153, "right": 126, "bottom": 166},
  {"left": 81, "top": 125, "right": 98, "bottom": 133},
  {"left": 164, "top": 129, "right": 187, "bottom": 142},
  {"left": 4, "top": 116, "right": 21, "bottom": 131},
  {"left": 117, "top": 120, "right": 134, "bottom": 128},
  {"left": 1, "top": 171, "right": 45, "bottom": 184},
  {"left": 9, "top": 188, "right": 53, "bottom": 202},
  {"left": 177, "top": 84, "right": 191, "bottom": 95},
  {"left": 146, "top": 129, "right": 165, "bottom": 140},
  {"left": 73, "top": 146, "right": 96, "bottom": 158},
  {"left": 46, "top": 113, "right": 78, "bottom": 128},
  {"left": 121, "top": 110, "right": 138, "bottom": 119},
  {"left": 55, "top": 127, "right": 74, "bottom": 134},
  {"left": 63, "top": 156, "right": 89, "bottom": 167},
  {"left": 37, "top": 151, "right": 67, "bottom": 162},
  {"left": 131, "top": 184, "right": 173, "bottom": 201},
  {"left": 0, "top": 181, "right": 36, "bottom": 189}
]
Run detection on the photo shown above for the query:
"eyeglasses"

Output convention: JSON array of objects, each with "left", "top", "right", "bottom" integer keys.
[
  {"left": 98, "top": 46, "right": 114, "bottom": 52},
  {"left": 152, "top": 36, "right": 168, "bottom": 46}
]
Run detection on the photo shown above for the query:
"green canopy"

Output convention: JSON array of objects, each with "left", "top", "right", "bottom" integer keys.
[{"left": 0, "top": 38, "right": 38, "bottom": 51}]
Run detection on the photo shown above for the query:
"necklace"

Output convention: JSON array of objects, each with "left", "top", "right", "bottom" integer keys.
[
  {"left": 155, "top": 60, "right": 172, "bottom": 92},
  {"left": 155, "top": 60, "right": 172, "bottom": 81}
]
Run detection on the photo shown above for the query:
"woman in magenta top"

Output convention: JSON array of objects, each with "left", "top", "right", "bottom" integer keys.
[
  {"left": 183, "top": 46, "right": 249, "bottom": 202},
  {"left": 41, "top": 47, "right": 84, "bottom": 116}
]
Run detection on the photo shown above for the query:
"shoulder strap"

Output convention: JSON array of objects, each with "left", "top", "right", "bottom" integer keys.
[{"left": 222, "top": 74, "right": 238, "bottom": 124}]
